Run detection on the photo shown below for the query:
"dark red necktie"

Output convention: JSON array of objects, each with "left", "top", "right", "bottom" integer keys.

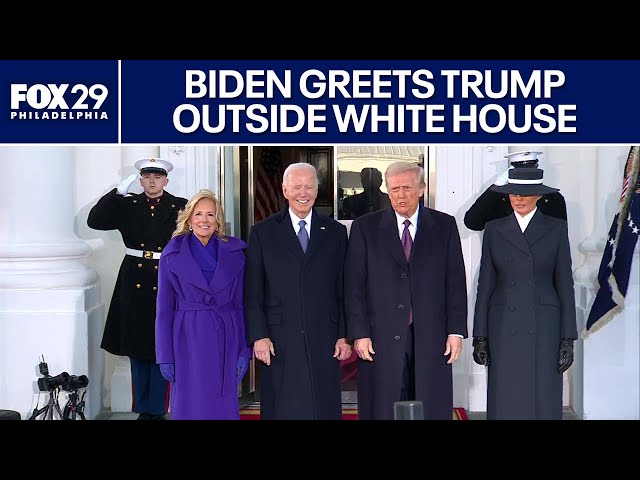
[{"left": 402, "top": 219, "right": 413, "bottom": 324}]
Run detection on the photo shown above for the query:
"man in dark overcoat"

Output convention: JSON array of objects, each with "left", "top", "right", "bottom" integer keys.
[
  {"left": 464, "top": 150, "right": 567, "bottom": 232},
  {"left": 472, "top": 166, "right": 577, "bottom": 419},
  {"left": 345, "top": 161, "right": 468, "bottom": 420},
  {"left": 244, "top": 162, "right": 351, "bottom": 420},
  {"left": 87, "top": 158, "right": 187, "bottom": 420}
]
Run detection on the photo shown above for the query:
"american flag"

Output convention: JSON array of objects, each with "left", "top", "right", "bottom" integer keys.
[
  {"left": 585, "top": 146, "right": 640, "bottom": 335},
  {"left": 255, "top": 147, "right": 285, "bottom": 223}
]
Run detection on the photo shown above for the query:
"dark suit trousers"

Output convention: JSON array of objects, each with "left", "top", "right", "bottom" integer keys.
[{"left": 400, "top": 323, "right": 416, "bottom": 401}]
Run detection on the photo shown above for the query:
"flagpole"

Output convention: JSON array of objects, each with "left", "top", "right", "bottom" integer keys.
[
  {"left": 578, "top": 146, "right": 640, "bottom": 419},
  {"left": 574, "top": 146, "right": 627, "bottom": 326}
]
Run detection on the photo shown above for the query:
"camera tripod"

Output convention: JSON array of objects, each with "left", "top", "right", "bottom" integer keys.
[
  {"left": 29, "top": 388, "right": 64, "bottom": 420},
  {"left": 62, "top": 389, "right": 87, "bottom": 420}
]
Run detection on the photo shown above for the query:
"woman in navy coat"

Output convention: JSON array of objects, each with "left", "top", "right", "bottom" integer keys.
[
  {"left": 155, "top": 189, "right": 251, "bottom": 420},
  {"left": 472, "top": 167, "right": 577, "bottom": 420}
]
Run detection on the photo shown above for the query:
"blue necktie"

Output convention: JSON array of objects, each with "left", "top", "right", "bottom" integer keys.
[{"left": 298, "top": 220, "right": 309, "bottom": 253}]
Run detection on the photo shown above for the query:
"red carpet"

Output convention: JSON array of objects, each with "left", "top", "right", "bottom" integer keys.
[{"left": 239, "top": 403, "right": 467, "bottom": 420}]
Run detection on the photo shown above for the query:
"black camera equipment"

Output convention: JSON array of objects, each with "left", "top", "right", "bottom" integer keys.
[
  {"left": 61, "top": 375, "right": 89, "bottom": 420},
  {"left": 29, "top": 356, "right": 89, "bottom": 420},
  {"left": 30, "top": 356, "right": 65, "bottom": 420},
  {"left": 64, "top": 375, "right": 89, "bottom": 391}
]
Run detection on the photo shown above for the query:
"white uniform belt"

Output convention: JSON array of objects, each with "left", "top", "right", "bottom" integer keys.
[{"left": 125, "top": 248, "right": 161, "bottom": 260}]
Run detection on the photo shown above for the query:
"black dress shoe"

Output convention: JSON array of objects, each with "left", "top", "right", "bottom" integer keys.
[
  {"left": 151, "top": 414, "right": 167, "bottom": 420},
  {"left": 137, "top": 413, "right": 153, "bottom": 420}
]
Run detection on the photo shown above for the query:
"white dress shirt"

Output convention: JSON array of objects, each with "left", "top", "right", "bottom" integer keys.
[
  {"left": 289, "top": 209, "right": 312, "bottom": 238},
  {"left": 394, "top": 209, "right": 419, "bottom": 240},
  {"left": 515, "top": 207, "right": 537, "bottom": 233}
]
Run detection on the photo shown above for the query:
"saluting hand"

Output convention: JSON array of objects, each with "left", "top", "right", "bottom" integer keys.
[
  {"left": 355, "top": 338, "right": 375, "bottom": 361},
  {"left": 333, "top": 338, "right": 352, "bottom": 361},
  {"left": 254, "top": 338, "right": 275, "bottom": 366},
  {"left": 117, "top": 173, "right": 138, "bottom": 196}
]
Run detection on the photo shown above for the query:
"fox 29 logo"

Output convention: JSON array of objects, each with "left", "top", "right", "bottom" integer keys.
[{"left": 10, "top": 83, "right": 109, "bottom": 121}]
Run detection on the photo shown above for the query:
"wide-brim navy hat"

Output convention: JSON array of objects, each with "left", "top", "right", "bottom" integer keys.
[{"left": 491, "top": 167, "right": 559, "bottom": 195}]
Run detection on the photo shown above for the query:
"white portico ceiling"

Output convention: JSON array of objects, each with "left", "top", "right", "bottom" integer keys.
[{"left": 337, "top": 145, "right": 424, "bottom": 159}]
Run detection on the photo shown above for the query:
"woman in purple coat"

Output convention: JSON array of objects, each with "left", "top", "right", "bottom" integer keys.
[{"left": 155, "top": 189, "right": 251, "bottom": 420}]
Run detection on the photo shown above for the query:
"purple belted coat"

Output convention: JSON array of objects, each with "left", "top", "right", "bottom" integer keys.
[{"left": 156, "top": 233, "right": 251, "bottom": 420}]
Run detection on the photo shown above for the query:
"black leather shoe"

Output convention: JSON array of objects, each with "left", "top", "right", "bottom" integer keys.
[
  {"left": 137, "top": 413, "right": 153, "bottom": 420},
  {"left": 151, "top": 414, "right": 167, "bottom": 420}
]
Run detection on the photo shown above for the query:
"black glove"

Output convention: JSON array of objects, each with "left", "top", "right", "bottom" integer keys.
[
  {"left": 558, "top": 338, "right": 575, "bottom": 374},
  {"left": 472, "top": 337, "right": 491, "bottom": 366}
]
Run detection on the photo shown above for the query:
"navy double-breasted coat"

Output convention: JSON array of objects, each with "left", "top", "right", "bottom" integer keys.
[{"left": 473, "top": 211, "right": 577, "bottom": 420}]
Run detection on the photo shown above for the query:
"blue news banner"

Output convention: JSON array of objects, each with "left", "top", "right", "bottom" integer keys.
[
  {"left": 2, "top": 60, "right": 640, "bottom": 144},
  {"left": 0, "top": 60, "right": 118, "bottom": 143}
]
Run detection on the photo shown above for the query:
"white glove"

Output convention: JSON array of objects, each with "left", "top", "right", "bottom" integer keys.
[
  {"left": 117, "top": 173, "right": 138, "bottom": 195},
  {"left": 494, "top": 167, "right": 512, "bottom": 186}
]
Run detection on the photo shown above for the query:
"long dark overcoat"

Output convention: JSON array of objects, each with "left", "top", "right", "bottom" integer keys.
[
  {"left": 155, "top": 233, "right": 251, "bottom": 420},
  {"left": 473, "top": 211, "right": 577, "bottom": 420},
  {"left": 344, "top": 206, "right": 468, "bottom": 420},
  {"left": 244, "top": 208, "right": 348, "bottom": 420},
  {"left": 87, "top": 188, "right": 187, "bottom": 361}
]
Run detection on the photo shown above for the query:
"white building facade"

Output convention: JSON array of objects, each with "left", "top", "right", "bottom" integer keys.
[{"left": 0, "top": 145, "right": 637, "bottom": 420}]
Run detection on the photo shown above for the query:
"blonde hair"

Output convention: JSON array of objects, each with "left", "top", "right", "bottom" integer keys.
[{"left": 173, "top": 189, "right": 228, "bottom": 241}]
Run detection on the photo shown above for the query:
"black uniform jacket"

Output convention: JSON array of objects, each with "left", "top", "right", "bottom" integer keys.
[
  {"left": 464, "top": 187, "right": 567, "bottom": 231},
  {"left": 88, "top": 188, "right": 187, "bottom": 360}
]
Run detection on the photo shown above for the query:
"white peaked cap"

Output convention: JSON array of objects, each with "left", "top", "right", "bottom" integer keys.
[
  {"left": 504, "top": 150, "right": 543, "bottom": 163},
  {"left": 134, "top": 157, "right": 174, "bottom": 175}
]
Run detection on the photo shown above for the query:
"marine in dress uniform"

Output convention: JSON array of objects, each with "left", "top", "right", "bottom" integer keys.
[
  {"left": 464, "top": 151, "right": 568, "bottom": 232},
  {"left": 88, "top": 158, "right": 187, "bottom": 420}
]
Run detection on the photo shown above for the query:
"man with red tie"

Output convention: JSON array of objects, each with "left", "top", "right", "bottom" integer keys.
[{"left": 344, "top": 161, "right": 468, "bottom": 420}]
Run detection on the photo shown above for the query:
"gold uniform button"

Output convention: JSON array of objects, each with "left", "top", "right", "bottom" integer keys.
[
  {"left": 153, "top": 286, "right": 157, "bottom": 291},
  {"left": 138, "top": 263, "right": 143, "bottom": 268},
  {"left": 140, "top": 243, "right": 145, "bottom": 247},
  {"left": 150, "top": 205, "right": 155, "bottom": 210},
  {"left": 154, "top": 265, "right": 158, "bottom": 270},
  {"left": 157, "top": 247, "right": 162, "bottom": 251},
  {"left": 136, "top": 284, "right": 141, "bottom": 289}
]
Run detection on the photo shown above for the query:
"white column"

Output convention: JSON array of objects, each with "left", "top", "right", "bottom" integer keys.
[
  {"left": 574, "top": 146, "right": 639, "bottom": 419},
  {"left": 434, "top": 145, "right": 507, "bottom": 412},
  {"left": 0, "top": 146, "right": 100, "bottom": 419},
  {"left": 160, "top": 145, "right": 217, "bottom": 200}
]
